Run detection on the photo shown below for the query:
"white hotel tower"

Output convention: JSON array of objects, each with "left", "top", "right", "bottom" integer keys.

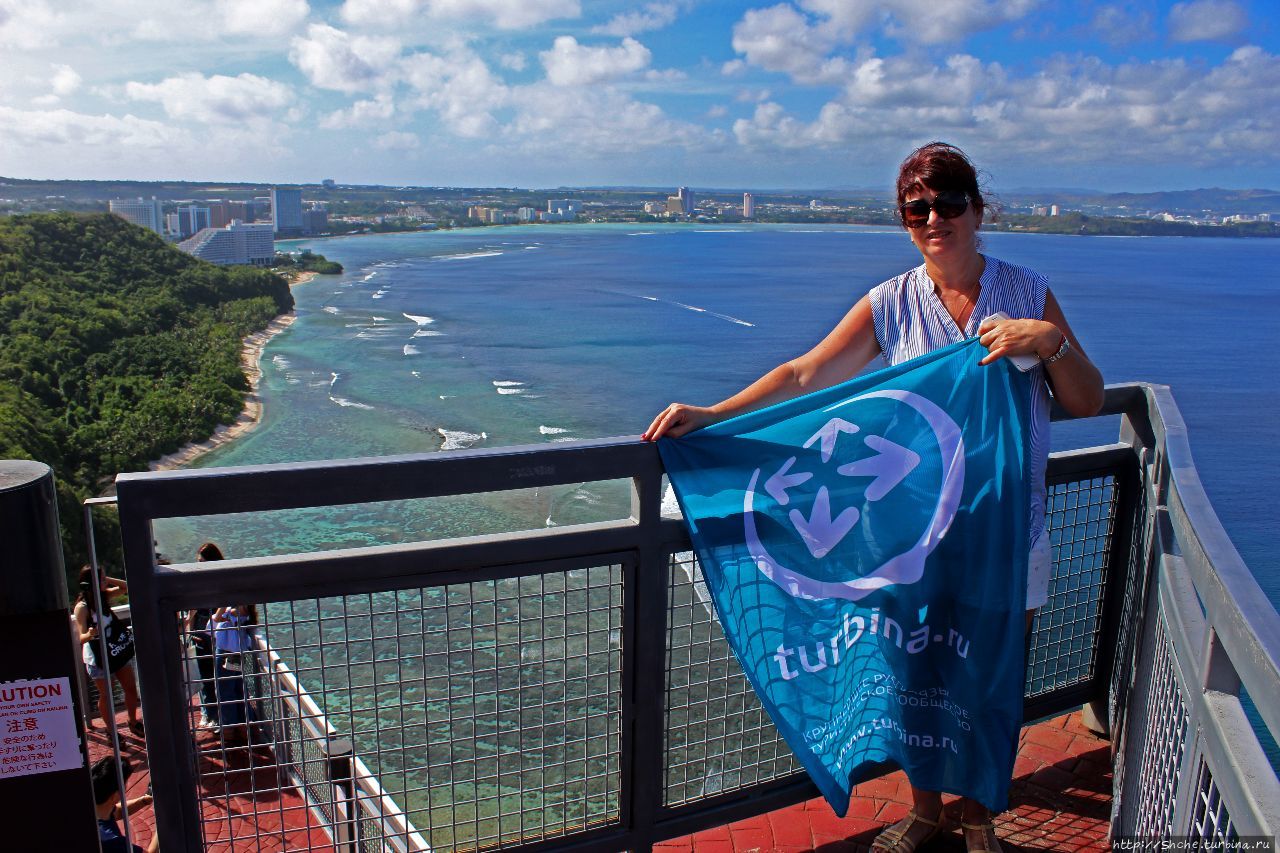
[{"left": 743, "top": 192, "right": 756, "bottom": 219}]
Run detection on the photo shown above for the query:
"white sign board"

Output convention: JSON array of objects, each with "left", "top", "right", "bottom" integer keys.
[{"left": 0, "top": 678, "right": 82, "bottom": 778}]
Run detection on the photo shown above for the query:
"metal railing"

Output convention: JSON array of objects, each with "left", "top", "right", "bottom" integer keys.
[{"left": 110, "top": 382, "right": 1280, "bottom": 851}]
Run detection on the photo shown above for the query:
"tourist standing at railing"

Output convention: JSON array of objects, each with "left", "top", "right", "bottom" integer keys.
[
  {"left": 74, "top": 565, "right": 144, "bottom": 738},
  {"left": 211, "top": 602, "right": 257, "bottom": 744},
  {"left": 645, "top": 142, "right": 1104, "bottom": 852},
  {"left": 183, "top": 542, "right": 223, "bottom": 731},
  {"left": 92, "top": 756, "right": 160, "bottom": 853}
]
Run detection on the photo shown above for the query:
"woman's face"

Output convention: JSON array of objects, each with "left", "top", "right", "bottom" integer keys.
[{"left": 904, "top": 185, "right": 982, "bottom": 266}]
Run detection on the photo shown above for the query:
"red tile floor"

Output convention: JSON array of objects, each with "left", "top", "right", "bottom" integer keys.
[
  {"left": 88, "top": 703, "right": 1108, "bottom": 852},
  {"left": 658, "top": 711, "right": 1112, "bottom": 852},
  {"left": 85, "top": 704, "right": 330, "bottom": 851}
]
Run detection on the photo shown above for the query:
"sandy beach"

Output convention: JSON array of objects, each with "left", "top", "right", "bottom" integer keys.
[{"left": 149, "top": 271, "right": 319, "bottom": 472}]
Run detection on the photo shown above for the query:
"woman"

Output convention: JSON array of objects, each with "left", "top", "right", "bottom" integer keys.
[
  {"left": 183, "top": 542, "right": 223, "bottom": 730},
  {"left": 644, "top": 142, "right": 1103, "bottom": 852},
  {"left": 74, "top": 566, "right": 144, "bottom": 738},
  {"left": 210, "top": 602, "right": 256, "bottom": 744}
]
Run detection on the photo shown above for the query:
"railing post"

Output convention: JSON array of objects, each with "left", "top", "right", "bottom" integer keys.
[
  {"left": 326, "top": 736, "right": 358, "bottom": 853},
  {"left": 0, "top": 461, "right": 100, "bottom": 850}
]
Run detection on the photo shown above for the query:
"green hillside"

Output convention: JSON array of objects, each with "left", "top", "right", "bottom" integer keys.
[{"left": 0, "top": 212, "right": 293, "bottom": 574}]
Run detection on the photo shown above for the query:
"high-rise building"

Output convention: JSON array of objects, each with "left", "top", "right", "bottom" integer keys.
[
  {"left": 178, "top": 221, "right": 276, "bottom": 266},
  {"left": 271, "top": 188, "right": 304, "bottom": 236},
  {"left": 546, "top": 199, "right": 580, "bottom": 220},
  {"left": 303, "top": 207, "right": 329, "bottom": 235},
  {"left": 208, "top": 202, "right": 233, "bottom": 228},
  {"left": 743, "top": 192, "right": 755, "bottom": 219},
  {"left": 172, "top": 205, "right": 211, "bottom": 239},
  {"left": 109, "top": 197, "right": 165, "bottom": 234},
  {"left": 517, "top": 207, "right": 537, "bottom": 222},
  {"left": 677, "top": 187, "right": 694, "bottom": 214}
]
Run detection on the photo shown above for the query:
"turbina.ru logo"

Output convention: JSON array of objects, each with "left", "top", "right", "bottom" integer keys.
[{"left": 743, "top": 389, "right": 964, "bottom": 602}]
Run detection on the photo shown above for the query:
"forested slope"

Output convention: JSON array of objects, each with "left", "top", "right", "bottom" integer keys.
[{"left": 0, "top": 212, "right": 293, "bottom": 572}]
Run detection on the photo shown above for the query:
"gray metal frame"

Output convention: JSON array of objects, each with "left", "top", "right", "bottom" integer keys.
[{"left": 112, "top": 383, "right": 1280, "bottom": 851}]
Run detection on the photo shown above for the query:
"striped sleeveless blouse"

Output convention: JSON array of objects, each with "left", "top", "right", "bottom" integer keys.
[{"left": 868, "top": 255, "right": 1052, "bottom": 607}]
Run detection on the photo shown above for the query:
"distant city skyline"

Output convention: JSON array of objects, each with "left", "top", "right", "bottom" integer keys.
[{"left": 1, "top": 1, "right": 1278, "bottom": 192}]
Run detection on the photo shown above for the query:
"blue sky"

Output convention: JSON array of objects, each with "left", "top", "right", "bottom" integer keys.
[{"left": 1, "top": 0, "right": 1276, "bottom": 191}]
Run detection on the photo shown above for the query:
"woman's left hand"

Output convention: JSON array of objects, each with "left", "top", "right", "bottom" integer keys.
[{"left": 976, "top": 317, "right": 1061, "bottom": 366}]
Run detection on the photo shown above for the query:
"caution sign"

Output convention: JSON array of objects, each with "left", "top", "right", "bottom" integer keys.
[{"left": 0, "top": 679, "right": 82, "bottom": 778}]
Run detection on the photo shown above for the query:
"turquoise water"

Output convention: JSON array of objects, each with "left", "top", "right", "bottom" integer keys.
[{"left": 163, "top": 223, "right": 1279, "bottom": 603}]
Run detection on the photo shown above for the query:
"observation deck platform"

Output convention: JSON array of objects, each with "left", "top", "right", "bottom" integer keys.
[
  {"left": 663, "top": 711, "right": 1110, "bottom": 852},
  {"left": 86, "top": 700, "right": 329, "bottom": 851},
  {"left": 89, "top": 700, "right": 1108, "bottom": 851}
]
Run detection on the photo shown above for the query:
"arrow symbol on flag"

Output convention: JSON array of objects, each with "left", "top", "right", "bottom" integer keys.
[
  {"left": 836, "top": 435, "right": 921, "bottom": 501},
  {"left": 803, "top": 418, "right": 860, "bottom": 463},
  {"left": 765, "top": 456, "right": 812, "bottom": 506},
  {"left": 789, "top": 486, "right": 860, "bottom": 559}
]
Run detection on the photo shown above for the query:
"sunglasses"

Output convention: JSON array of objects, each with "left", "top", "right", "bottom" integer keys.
[{"left": 899, "top": 191, "right": 970, "bottom": 228}]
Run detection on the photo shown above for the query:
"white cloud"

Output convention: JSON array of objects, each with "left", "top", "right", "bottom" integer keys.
[
  {"left": 541, "top": 36, "right": 652, "bottom": 86},
  {"left": 1089, "top": 5, "right": 1154, "bottom": 48},
  {"left": 0, "top": 105, "right": 184, "bottom": 149},
  {"left": 51, "top": 64, "right": 82, "bottom": 96},
  {"left": 1168, "top": 0, "right": 1247, "bottom": 44},
  {"left": 402, "top": 47, "right": 510, "bottom": 137},
  {"left": 320, "top": 94, "right": 395, "bottom": 129},
  {"left": 730, "top": 46, "right": 1280, "bottom": 169},
  {"left": 498, "top": 52, "right": 527, "bottom": 71},
  {"left": 289, "top": 24, "right": 401, "bottom": 93},
  {"left": 510, "top": 83, "right": 712, "bottom": 153},
  {"left": 592, "top": 2, "right": 678, "bottom": 37},
  {"left": 340, "top": 0, "right": 580, "bottom": 30},
  {"left": 0, "top": 0, "right": 62, "bottom": 48},
  {"left": 731, "top": 4, "right": 844, "bottom": 83},
  {"left": 216, "top": 0, "right": 309, "bottom": 37},
  {"left": 124, "top": 72, "right": 294, "bottom": 124},
  {"left": 374, "top": 130, "right": 419, "bottom": 150}
]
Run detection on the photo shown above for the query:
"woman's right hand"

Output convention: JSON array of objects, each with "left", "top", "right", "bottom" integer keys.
[{"left": 642, "top": 403, "right": 718, "bottom": 442}]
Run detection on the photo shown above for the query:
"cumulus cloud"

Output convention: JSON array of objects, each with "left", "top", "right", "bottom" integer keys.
[
  {"left": 374, "top": 130, "right": 419, "bottom": 150},
  {"left": 402, "top": 46, "right": 510, "bottom": 136},
  {"left": 730, "top": 0, "right": 1039, "bottom": 80},
  {"left": 340, "top": 0, "right": 580, "bottom": 30},
  {"left": 216, "top": 0, "right": 309, "bottom": 36},
  {"left": 1168, "top": 0, "right": 1247, "bottom": 44},
  {"left": 592, "top": 2, "right": 678, "bottom": 37},
  {"left": 124, "top": 72, "right": 294, "bottom": 124},
  {"left": 0, "top": 105, "right": 184, "bottom": 149},
  {"left": 1089, "top": 5, "right": 1154, "bottom": 48},
  {"left": 320, "top": 94, "right": 395, "bottom": 129},
  {"left": 730, "top": 46, "right": 1280, "bottom": 168},
  {"left": 0, "top": 0, "right": 62, "bottom": 48},
  {"left": 289, "top": 24, "right": 400, "bottom": 93},
  {"left": 51, "top": 64, "right": 82, "bottom": 96},
  {"left": 498, "top": 52, "right": 527, "bottom": 71},
  {"left": 510, "top": 82, "right": 712, "bottom": 152},
  {"left": 540, "top": 36, "right": 651, "bottom": 86}
]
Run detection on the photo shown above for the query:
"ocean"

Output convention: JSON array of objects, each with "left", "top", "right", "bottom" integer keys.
[
  {"left": 154, "top": 223, "right": 1280, "bottom": 840},
  {"left": 161, "top": 222, "right": 1279, "bottom": 602}
]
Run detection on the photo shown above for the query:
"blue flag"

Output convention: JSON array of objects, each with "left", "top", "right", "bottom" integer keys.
[{"left": 658, "top": 338, "right": 1030, "bottom": 815}]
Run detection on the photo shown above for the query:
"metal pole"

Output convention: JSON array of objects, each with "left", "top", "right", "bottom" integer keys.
[
  {"left": 0, "top": 461, "right": 100, "bottom": 849},
  {"left": 84, "top": 497, "right": 134, "bottom": 848}
]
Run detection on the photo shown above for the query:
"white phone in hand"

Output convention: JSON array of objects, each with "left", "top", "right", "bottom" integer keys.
[{"left": 981, "top": 312, "right": 1040, "bottom": 372}]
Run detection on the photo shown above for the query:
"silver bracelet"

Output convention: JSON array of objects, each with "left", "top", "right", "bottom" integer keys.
[{"left": 1043, "top": 333, "right": 1070, "bottom": 365}]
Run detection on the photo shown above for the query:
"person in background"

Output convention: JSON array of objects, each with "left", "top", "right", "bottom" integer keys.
[
  {"left": 74, "top": 566, "right": 143, "bottom": 738},
  {"left": 644, "top": 142, "right": 1103, "bottom": 852},
  {"left": 210, "top": 602, "right": 258, "bottom": 744},
  {"left": 184, "top": 542, "right": 223, "bottom": 730},
  {"left": 92, "top": 755, "right": 160, "bottom": 853}
]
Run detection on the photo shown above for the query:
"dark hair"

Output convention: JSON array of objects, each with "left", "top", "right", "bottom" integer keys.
[
  {"left": 895, "top": 141, "right": 986, "bottom": 227},
  {"left": 76, "top": 565, "right": 95, "bottom": 604},
  {"left": 91, "top": 756, "right": 133, "bottom": 805},
  {"left": 197, "top": 542, "right": 224, "bottom": 561}
]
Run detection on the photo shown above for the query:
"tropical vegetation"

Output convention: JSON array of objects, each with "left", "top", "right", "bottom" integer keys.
[{"left": 0, "top": 212, "right": 292, "bottom": 576}]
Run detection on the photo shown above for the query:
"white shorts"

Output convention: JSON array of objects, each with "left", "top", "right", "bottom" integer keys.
[{"left": 1027, "top": 531, "right": 1051, "bottom": 611}]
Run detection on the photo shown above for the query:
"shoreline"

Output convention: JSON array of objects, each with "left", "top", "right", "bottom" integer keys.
[{"left": 148, "top": 271, "right": 319, "bottom": 472}]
